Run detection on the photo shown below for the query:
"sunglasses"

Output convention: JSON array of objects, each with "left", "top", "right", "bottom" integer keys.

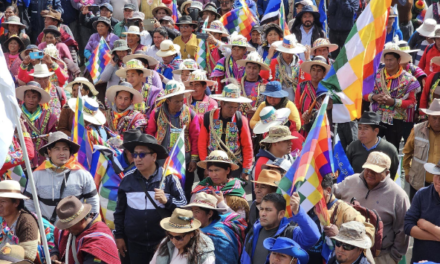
[
  {"left": 132, "top": 152, "right": 154, "bottom": 159},
  {"left": 167, "top": 233, "right": 188, "bottom": 241},
  {"left": 334, "top": 240, "right": 357, "bottom": 251}
]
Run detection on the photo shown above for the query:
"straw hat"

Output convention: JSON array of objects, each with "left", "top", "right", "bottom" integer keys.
[
  {"left": 361, "top": 151, "right": 391, "bottom": 173},
  {"left": 301, "top": 55, "right": 330, "bottom": 74},
  {"left": 122, "top": 26, "right": 143, "bottom": 36},
  {"left": 237, "top": 51, "right": 270, "bottom": 71},
  {"left": 424, "top": 160, "right": 440, "bottom": 175},
  {"left": 29, "top": 64, "right": 54, "bottom": 78},
  {"left": 381, "top": 42, "right": 412, "bottom": 64},
  {"left": 197, "top": 150, "right": 239, "bottom": 170},
  {"left": 156, "top": 80, "right": 194, "bottom": 101},
  {"left": 420, "top": 98, "right": 440, "bottom": 116},
  {"left": 172, "top": 59, "right": 199, "bottom": 74},
  {"left": 55, "top": 196, "right": 92, "bottom": 230},
  {"left": 223, "top": 32, "right": 256, "bottom": 52},
  {"left": 4, "top": 35, "right": 24, "bottom": 52},
  {"left": 153, "top": 3, "right": 172, "bottom": 17},
  {"left": 64, "top": 77, "right": 99, "bottom": 96},
  {"left": 416, "top": 18, "right": 436, "bottom": 38},
  {"left": 41, "top": 9, "right": 63, "bottom": 22},
  {"left": 204, "top": 20, "right": 229, "bottom": 37},
  {"left": 331, "top": 221, "right": 372, "bottom": 250},
  {"left": 160, "top": 208, "right": 201, "bottom": 233},
  {"left": 16, "top": 81, "right": 51, "bottom": 104},
  {"left": 260, "top": 125, "right": 297, "bottom": 144},
  {"left": 1, "top": 16, "right": 26, "bottom": 30},
  {"left": 38, "top": 131, "right": 80, "bottom": 156},
  {"left": 156, "top": 40, "right": 181, "bottom": 57},
  {"left": 182, "top": 192, "right": 227, "bottom": 212},
  {"left": 181, "top": 0, "right": 192, "bottom": 14},
  {"left": 251, "top": 169, "right": 282, "bottom": 187},
  {"left": 273, "top": 34, "right": 306, "bottom": 55},
  {"left": 116, "top": 59, "right": 153, "bottom": 78},
  {"left": 106, "top": 82, "right": 143, "bottom": 104},
  {"left": 184, "top": 70, "right": 216, "bottom": 86},
  {"left": 68, "top": 97, "right": 106, "bottom": 125},
  {"left": 0, "top": 243, "right": 26, "bottom": 264},
  {"left": 128, "top": 11, "right": 145, "bottom": 21},
  {"left": 210, "top": 83, "right": 252, "bottom": 103},
  {"left": 311, "top": 38, "right": 338, "bottom": 54},
  {"left": 253, "top": 106, "right": 291, "bottom": 134},
  {"left": 0, "top": 181, "right": 29, "bottom": 200},
  {"left": 123, "top": 51, "right": 159, "bottom": 66}
]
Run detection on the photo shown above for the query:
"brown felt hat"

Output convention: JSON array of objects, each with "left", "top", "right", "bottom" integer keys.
[{"left": 55, "top": 196, "right": 92, "bottom": 230}]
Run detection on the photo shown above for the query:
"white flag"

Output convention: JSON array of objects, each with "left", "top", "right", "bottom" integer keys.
[{"left": 0, "top": 46, "right": 21, "bottom": 169}]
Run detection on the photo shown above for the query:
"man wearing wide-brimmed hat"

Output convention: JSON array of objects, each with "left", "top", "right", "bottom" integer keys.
[
  {"left": 99, "top": 39, "right": 131, "bottom": 90},
  {"left": 114, "top": 134, "right": 187, "bottom": 263},
  {"left": 173, "top": 16, "right": 201, "bottom": 60},
  {"left": 364, "top": 42, "right": 421, "bottom": 151},
  {"left": 146, "top": 80, "right": 200, "bottom": 199},
  {"left": 0, "top": 16, "right": 30, "bottom": 51},
  {"left": 24, "top": 132, "right": 99, "bottom": 224},
  {"left": 184, "top": 70, "right": 218, "bottom": 119},
  {"left": 17, "top": 81, "right": 57, "bottom": 168},
  {"left": 404, "top": 98, "right": 440, "bottom": 200},
  {"left": 172, "top": 59, "right": 200, "bottom": 83},
  {"left": 105, "top": 82, "right": 147, "bottom": 135},
  {"left": 199, "top": 83, "right": 253, "bottom": 180},
  {"left": 52, "top": 196, "right": 120, "bottom": 264}
]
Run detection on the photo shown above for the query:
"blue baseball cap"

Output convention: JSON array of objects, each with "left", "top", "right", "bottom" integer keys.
[
  {"left": 263, "top": 237, "right": 309, "bottom": 264},
  {"left": 261, "top": 81, "right": 289, "bottom": 98},
  {"left": 100, "top": 3, "right": 113, "bottom": 13}
]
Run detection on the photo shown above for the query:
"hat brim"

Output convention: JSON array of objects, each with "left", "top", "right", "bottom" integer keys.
[
  {"left": 424, "top": 163, "right": 440, "bottom": 175},
  {"left": 181, "top": 202, "right": 227, "bottom": 212},
  {"left": 236, "top": 59, "right": 270, "bottom": 71},
  {"left": 332, "top": 234, "right": 372, "bottom": 250},
  {"left": 222, "top": 44, "right": 255, "bottom": 52},
  {"left": 420, "top": 108, "right": 440, "bottom": 116},
  {"left": 29, "top": 71, "right": 55, "bottom": 78},
  {"left": 381, "top": 49, "right": 412, "bottom": 64},
  {"left": 197, "top": 159, "right": 240, "bottom": 170},
  {"left": 112, "top": 46, "right": 131, "bottom": 53},
  {"left": 2, "top": 21, "right": 26, "bottom": 29},
  {"left": 204, "top": 28, "right": 229, "bottom": 37},
  {"left": 172, "top": 68, "right": 198, "bottom": 74},
  {"left": 153, "top": 6, "right": 172, "bottom": 16},
  {"left": 38, "top": 138, "right": 81, "bottom": 156},
  {"left": 123, "top": 142, "right": 169, "bottom": 159},
  {"left": 362, "top": 163, "right": 387, "bottom": 173},
  {"left": 0, "top": 192, "right": 29, "bottom": 200},
  {"left": 123, "top": 54, "right": 159, "bottom": 66},
  {"left": 176, "top": 21, "right": 198, "bottom": 27},
  {"left": 56, "top": 204, "right": 92, "bottom": 230},
  {"left": 253, "top": 108, "right": 291, "bottom": 134},
  {"left": 115, "top": 67, "right": 153, "bottom": 78},
  {"left": 106, "top": 85, "right": 144, "bottom": 105},
  {"left": 65, "top": 79, "right": 99, "bottom": 96},
  {"left": 68, "top": 98, "right": 106, "bottom": 126},
  {"left": 263, "top": 237, "right": 309, "bottom": 264},
  {"left": 92, "top": 20, "right": 113, "bottom": 31},
  {"left": 122, "top": 31, "right": 142, "bottom": 36},
  {"left": 43, "top": 28, "right": 61, "bottom": 38},
  {"left": 209, "top": 94, "right": 253, "bottom": 103},
  {"left": 300, "top": 60, "right": 331, "bottom": 74},
  {"left": 183, "top": 79, "right": 216, "bottom": 87},
  {"left": 416, "top": 25, "right": 435, "bottom": 38},
  {"left": 250, "top": 179, "right": 278, "bottom": 187},
  {"left": 261, "top": 89, "right": 289, "bottom": 99},
  {"left": 16, "top": 85, "right": 51, "bottom": 104},
  {"left": 202, "top": 10, "right": 221, "bottom": 19},
  {"left": 311, "top": 43, "right": 338, "bottom": 53},
  {"left": 357, "top": 121, "right": 387, "bottom": 129},
  {"left": 160, "top": 217, "right": 201, "bottom": 233},
  {"left": 156, "top": 90, "right": 195, "bottom": 101},
  {"left": 156, "top": 44, "right": 181, "bottom": 57},
  {"left": 42, "top": 14, "right": 63, "bottom": 23},
  {"left": 273, "top": 40, "right": 306, "bottom": 55}
]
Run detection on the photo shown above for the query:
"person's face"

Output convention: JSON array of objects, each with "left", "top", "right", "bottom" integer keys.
[
  {"left": 5, "top": 8, "right": 15, "bottom": 19},
  {"left": 266, "top": 96, "right": 281, "bottom": 106},
  {"left": 7, "top": 39, "right": 19, "bottom": 54},
  {"left": 133, "top": 145, "right": 157, "bottom": 171},
  {"left": 435, "top": 38, "right": 440, "bottom": 51},
  {"left": 44, "top": 17, "right": 58, "bottom": 28},
  {"left": 314, "top": 47, "right": 329, "bottom": 59},
  {"left": 181, "top": 70, "right": 191, "bottom": 82},
  {"left": 116, "top": 50, "right": 128, "bottom": 61},
  {"left": 269, "top": 252, "right": 296, "bottom": 264},
  {"left": 296, "top": 4, "right": 304, "bottom": 14},
  {"left": 266, "top": 30, "right": 280, "bottom": 45},
  {"left": 127, "top": 33, "right": 140, "bottom": 46},
  {"left": 255, "top": 183, "right": 275, "bottom": 204},
  {"left": 272, "top": 139, "right": 293, "bottom": 155},
  {"left": 71, "top": 84, "right": 89, "bottom": 98},
  {"left": 364, "top": 168, "right": 387, "bottom": 189},
  {"left": 213, "top": 33, "right": 222, "bottom": 40},
  {"left": 47, "top": 142, "right": 71, "bottom": 166},
  {"left": 126, "top": 70, "right": 144, "bottom": 87},
  {"left": 310, "top": 65, "right": 326, "bottom": 83},
  {"left": 8, "top": 24, "right": 19, "bottom": 35},
  {"left": 162, "top": 54, "right": 176, "bottom": 64},
  {"left": 387, "top": 17, "right": 395, "bottom": 29},
  {"left": 202, "top": 11, "right": 216, "bottom": 23},
  {"left": 23, "top": 91, "right": 41, "bottom": 110},
  {"left": 208, "top": 165, "right": 231, "bottom": 185},
  {"left": 221, "top": 102, "right": 239, "bottom": 118},
  {"left": 433, "top": 175, "right": 440, "bottom": 195},
  {"left": 45, "top": 33, "right": 56, "bottom": 45},
  {"left": 231, "top": 46, "right": 246, "bottom": 60},
  {"left": 123, "top": 8, "right": 134, "bottom": 19},
  {"left": 115, "top": 91, "right": 133, "bottom": 111},
  {"left": 259, "top": 200, "right": 284, "bottom": 229},
  {"left": 335, "top": 243, "right": 363, "bottom": 264},
  {"left": 153, "top": 32, "right": 166, "bottom": 48},
  {"left": 301, "top": 12, "right": 314, "bottom": 28},
  {"left": 251, "top": 31, "right": 261, "bottom": 43},
  {"left": 281, "top": 52, "right": 294, "bottom": 63},
  {"left": 96, "top": 22, "right": 109, "bottom": 36},
  {"left": 245, "top": 63, "right": 261, "bottom": 81},
  {"left": 428, "top": 115, "right": 440, "bottom": 132},
  {"left": 167, "top": 231, "right": 193, "bottom": 250},
  {"left": 156, "top": 9, "right": 168, "bottom": 20},
  {"left": 34, "top": 76, "right": 50, "bottom": 89},
  {"left": 161, "top": 21, "right": 174, "bottom": 29},
  {"left": 0, "top": 198, "right": 19, "bottom": 218},
  {"left": 323, "top": 186, "right": 332, "bottom": 203},
  {"left": 190, "top": 82, "right": 206, "bottom": 98},
  {"left": 192, "top": 207, "right": 213, "bottom": 228},
  {"left": 179, "top": 25, "right": 194, "bottom": 37},
  {"left": 67, "top": 219, "right": 86, "bottom": 236},
  {"left": 100, "top": 7, "right": 112, "bottom": 18},
  {"left": 384, "top": 54, "right": 400, "bottom": 71},
  {"left": 167, "top": 94, "right": 185, "bottom": 113},
  {"left": 220, "top": 0, "right": 232, "bottom": 11},
  {"left": 357, "top": 124, "right": 378, "bottom": 145}
]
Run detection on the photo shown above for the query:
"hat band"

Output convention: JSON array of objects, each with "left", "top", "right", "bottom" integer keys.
[
  {"left": 261, "top": 109, "right": 276, "bottom": 124},
  {"left": 59, "top": 205, "right": 85, "bottom": 223},
  {"left": 84, "top": 101, "right": 99, "bottom": 116},
  {"left": 221, "top": 90, "right": 240, "bottom": 98},
  {"left": 282, "top": 39, "right": 295, "bottom": 49},
  {"left": 399, "top": 45, "right": 410, "bottom": 51},
  {"left": 206, "top": 155, "right": 232, "bottom": 163},
  {"left": 267, "top": 133, "right": 290, "bottom": 139},
  {"left": 231, "top": 40, "right": 247, "bottom": 47},
  {"left": 161, "top": 45, "right": 176, "bottom": 52},
  {"left": 193, "top": 199, "right": 216, "bottom": 208},
  {"left": 0, "top": 189, "right": 22, "bottom": 194},
  {"left": 165, "top": 87, "right": 180, "bottom": 95},
  {"left": 168, "top": 221, "right": 194, "bottom": 229},
  {"left": 189, "top": 76, "right": 208, "bottom": 82}
]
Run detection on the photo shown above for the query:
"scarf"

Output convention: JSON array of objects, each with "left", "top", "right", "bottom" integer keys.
[
  {"left": 34, "top": 156, "right": 84, "bottom": 172},
  {"left": 21, "top": 104, "right": 42, "bottom": 122},
  {"left": 384, "top": 66, "right": 403, "bottom": 90},
  {"left": 192, "top": 177, "right": 246, "bottom": 199},
  {"left": 0, "top": 219, "right": 19, "bottom": 245},
  {"left": 112, "top": 108, "right": 132, "bottom": 130}
]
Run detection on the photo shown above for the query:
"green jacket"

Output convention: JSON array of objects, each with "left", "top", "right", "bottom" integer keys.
[{"left": 113, "top": 20, "right": 128, "bottom": 37}]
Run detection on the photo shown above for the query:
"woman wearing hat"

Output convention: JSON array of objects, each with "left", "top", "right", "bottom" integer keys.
[
  {"left": 174, "top": 15, "right": 201, "bottom": 60},
  {"left": 184, "top": 70, "right": 218, "bottom": 120},
  {"left": 180, "top": 1, "right": 192, "bottom": 16},
  {"left": 182, "top": 192, "right": 247, "bottom": 263},
  {"left": 204, "top": 20, "right": 229, "bottom": 76},
  {"left": 150, "top": 208, "right": 215, "bottom": 264},
  {"left": 4, "top": 35, "right": 24, "bottom": 86},
  {"left": 153, "top": 3, "right": 173, "bottom": 21},
  {"left": 84, "top": 17, "right": 119, "bottom": 60},
  {"left": 257, "top": 24, "right": 283, "bottom": 60},
  {"left": 37, "top": 25, "right": 73, "bottom": 64},
  {"left": 123, "top": 25, "right": 148, "bottom": 54},
  {"left": 192, "top": 150, "right": 250, "bottom": 220},
  {"left": 156, "top": 40, "right": 183, "bottom": 87},
  {"left": 0, "top": 16, "right": 30, "bottom": 52}
]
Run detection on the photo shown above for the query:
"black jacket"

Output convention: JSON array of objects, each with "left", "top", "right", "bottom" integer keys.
[
  {"left": 80, "top": 14, "right": 119, "bottom": 34},
  {"left": 328, "top": 0, "right": 359, "bottom": 32}
]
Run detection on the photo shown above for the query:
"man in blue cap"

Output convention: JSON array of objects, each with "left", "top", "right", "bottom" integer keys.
[{"left": 264, "top": 237, "right": 309, "bottom": 264}]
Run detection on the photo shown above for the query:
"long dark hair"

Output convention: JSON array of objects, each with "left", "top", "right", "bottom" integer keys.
[{"left": 158, "top": 229, "right": 207, "bottom": 263}]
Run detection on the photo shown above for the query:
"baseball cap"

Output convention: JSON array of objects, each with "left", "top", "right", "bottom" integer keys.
[
  {"left": 100, "top": 3, "right": 113, "bottom": 12},
  {"left": 362, "top": 151, "right": 391, "bottom": 173}
]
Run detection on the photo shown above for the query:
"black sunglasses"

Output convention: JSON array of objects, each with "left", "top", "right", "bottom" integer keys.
[
  {"left": 132, "top": 152, "right": 154, "bottom": 159},
  {"left": 334, "top": 240, "right": 357, "bottom": 251},
  {"left": 167, "top": 233, "right": 188, "bottom": 241}
]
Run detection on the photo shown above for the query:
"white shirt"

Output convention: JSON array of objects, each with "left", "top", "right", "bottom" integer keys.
[
  {"left": 146, "top": 45, "right": 164, "bottom": 63},
  {"left": 150, "top": 240, "right": 216, "bottom": 264}
]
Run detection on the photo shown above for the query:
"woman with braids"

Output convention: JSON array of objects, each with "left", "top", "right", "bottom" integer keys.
[{"left": 151, "top": 208, "right": 215, "bottom": 264}]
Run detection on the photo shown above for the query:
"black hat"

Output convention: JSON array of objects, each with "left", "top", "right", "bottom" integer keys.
[
  {"left": 264, "top": 24, "right": 284, "bottom": 38},
  {"left": 176, "top": 15, "right": 197, "bottom": 27},
  {"left": 358, "top": 112, "right": 386, "bottom": 129},
  {"left": 43, "top": 25, "right": 61, "bottom": 37},
  {"left": 124, "top": 134, "right": 169, "bottom": 159},
  {"left": 122, "top": 129, "right": 143, "bottom": 148},
  {"left": 92, "top": 16, "right": 113, "bottom": 32},
  {"left": 292, "top": 5, "right": 321, "bottom": 30}
]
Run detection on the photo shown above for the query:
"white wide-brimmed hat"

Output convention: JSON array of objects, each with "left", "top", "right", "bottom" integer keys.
[
  {"left": 420, "top": 98, "right": 440, "bottom": 116},
  {"left": 16, "top": 81, "right": 51, "bottom": 104},
  {"left": 182, "top": 192, "right": 227, "bottom": 212},
  {"left": 29, "top": 64, "right": 54, "bottom": 78},
  {"left": 68, "top": 97, "right": 106, "bottom": 125},
  {"left": 223, "top": 32, "right": 256, "bottom": 52},
  {"left": 116, "top": 59, "right": 153, "bottom": 78},
  {"left": 210, "top": 83, "right": 253, "bottom": 103},
  {"left": 396, "top": 40, "right": 419, "bottom": 54},
  {"left": 381, "top": 42, "right": 412, "bottom": 64},
  {"left": 416, "top": 18, "right": 436, "bottom": 38},
  {"left": 106, "top": 82, "right": 143, "bottom": 104},
  {"left": 237, "top": 51, "right": 270, "bottom": 71},
  {"left": 253, "top": 106, "right": 291, "bottom": 134},
  {"left": 0, "top": 180, "right": 29, "bottom": 200},
  {"left": 184, "top": 70, "right": 216, "bottom": 86},
  {"left": 156, "top": 80, "right": 194, "bottom": 101},
  {"left": 273, "top": 34, "right": 306, "bottom": 55},
  {"left": 204, "top": 20, "right": 229, "bottom": 37},
  {"left": 156, "top": 40, "right": 181, "bottom": 57},
  {"left": 424, "top": 161, "right": 440, "bottom": 175},
  {"left": 122, "top": 25, "right": 143, "bottom": 36},
  {"left": 197, "top": 150, "right": 240, "bottom": 170},
  {"left": 300, "top": 55, "right": 330, "bottom": 74},
  {"left": 64, "top": 77, "right": 99, "bottom": 96},
  {"left": 172, "top": 59, "right": 199, "bottom": 74}
]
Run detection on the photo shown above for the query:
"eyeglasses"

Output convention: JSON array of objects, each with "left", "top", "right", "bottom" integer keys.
[
  {"left": 334, "top": 240, "right": 357, "bottom": 251},
  {"left": 132, "top": 152, "right": 154, "bottom": 159},
  {"left": 167, "top": 233, "right": 188, "bottom": 241}
]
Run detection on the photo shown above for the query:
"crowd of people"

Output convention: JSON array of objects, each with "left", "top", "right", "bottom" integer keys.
[{"left": 2, "top": 0, "right": 440, "bottom": 263}]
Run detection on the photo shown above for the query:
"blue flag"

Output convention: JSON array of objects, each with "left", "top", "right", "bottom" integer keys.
[
  {"left": 333, "top": 134, "right": 354, "bottom": 183},
  {"left": 318, "top": 0, "right": 327, "bottom": 33}
]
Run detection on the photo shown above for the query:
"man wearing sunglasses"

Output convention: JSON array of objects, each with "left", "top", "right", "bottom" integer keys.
[{"left": 328, "top": 221, "right": 372, "bottom": 264}]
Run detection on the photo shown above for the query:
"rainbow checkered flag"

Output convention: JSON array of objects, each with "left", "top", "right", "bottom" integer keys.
[
  {"left": 280, "top": 0, "right": 290, "bottom": 36},
  {"left": 196, "top": 17, "right": 209, "bottom": 70},
  {"left": 85, "top": 37, "right": 111, "bottom": 84},
  {"left": 316, "top": 0, "right": 391, "bottom": 123},
  {"left": 6, "top": 166, "right": 27, "bottom": 191},
  {"left": 163, "top": 128, "right": 186, "bottom": 187},
  {"left": 172, "top": 0, "right": 179, "bottom": 24},
  {"left": 220, "top": 0, "right": 257, "bottom": 40},
  {"left": 71, "top": 94, "right": 92, "bottom": 170}
]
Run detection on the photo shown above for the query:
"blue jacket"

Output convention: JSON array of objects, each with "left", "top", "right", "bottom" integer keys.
[
  {"left": 29, "top": 0, "right": 63, "bottom": 39},
  {"left": 4, "top": 0, "right": 30, "bottom": 7},
  {"left": 257, "top": 0, "right": 289, "bottom": 20},
  {"left": 240, "top": 206, "right": 320, "bottom": 264},
  {"left": 327, "top": 0, "right": 358, "bottom": 32},
  {"left": 113, "top": 166, "right": 187, "bottom": 247}
]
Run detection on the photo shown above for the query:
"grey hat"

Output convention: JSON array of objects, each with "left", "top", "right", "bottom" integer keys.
[
  {"left": 332, "top": 221, "right": 372, "bottom": 250},
  {"left": 203, "top": 3, "right": 220, "bottom": 18},
  {"left": 159, "top": 16, "right": 174, "bottom": 24},
  {"left": 38, "top": 131, "right": 80, "bottom": 156},
  {"left": 176, "top": 15, "right": 197, "bottom": 26},
  {"left": 111, "top": 39, "right": 130, "bottom": 53},
  {"left": 43, "top": 25, "right": 61, "bottom": 37},
  {"left": 2, "top": 16, "right": 26, "bottom": 29},
  {"left": 128, "top": 11, "right": 145, "bottom": 21},
  {"left": 124, "top": 3, "right": 136, "bottom": 10},
  {"left": 92, "top": 16, "right": 113, "bottom": 32}
]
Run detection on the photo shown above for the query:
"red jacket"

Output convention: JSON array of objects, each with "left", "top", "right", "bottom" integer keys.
[{"left": 419, "top": 44, "right": 440, "bottom": 76}]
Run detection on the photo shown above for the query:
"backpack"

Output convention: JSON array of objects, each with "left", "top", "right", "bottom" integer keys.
[{"left": 350, "top": 197, "right": 384, "bottom": 257}]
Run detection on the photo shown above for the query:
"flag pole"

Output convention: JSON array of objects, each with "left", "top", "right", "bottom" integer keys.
[
  {"left": 15, "top": 115, "right": 52, "bottom": 264},
  {"left": 160, "top": 125, "right": 186, "bottom": 189}
]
